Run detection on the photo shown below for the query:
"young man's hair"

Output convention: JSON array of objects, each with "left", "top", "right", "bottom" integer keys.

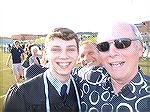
[{"left": 45, "top": 27, "right": 79, "bottom": 52}]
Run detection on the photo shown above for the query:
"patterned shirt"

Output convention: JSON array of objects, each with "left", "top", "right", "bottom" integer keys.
[{"left": 73, "top": 67, "right": 150, "bottom": 112}]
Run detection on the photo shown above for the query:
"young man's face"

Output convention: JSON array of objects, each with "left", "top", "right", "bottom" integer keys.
[{"left": 46, "top": 38, "right": 79, "bottom": 77}]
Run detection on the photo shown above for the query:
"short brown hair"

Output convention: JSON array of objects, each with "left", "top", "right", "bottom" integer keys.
[{"left": 45, "top": 27, "right": 79, "bottom": 52}]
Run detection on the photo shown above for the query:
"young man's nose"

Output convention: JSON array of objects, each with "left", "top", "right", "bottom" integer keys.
[{"left": 59, "top": 50, "right": 69, "bottom": 59}]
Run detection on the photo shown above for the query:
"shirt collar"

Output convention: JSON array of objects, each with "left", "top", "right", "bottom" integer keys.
[
  {"left": 104, "top": 67, "right": 149, "bottom": 97},
  {"left": 45, "top": 69, "right": 71, "bottom": 95}
]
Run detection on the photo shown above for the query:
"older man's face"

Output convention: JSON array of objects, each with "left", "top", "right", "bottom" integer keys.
[{"left": 97, "top": 23, "right": 143, "bottom": 81}]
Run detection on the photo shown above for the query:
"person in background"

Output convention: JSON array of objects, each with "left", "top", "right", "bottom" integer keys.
[
  {"left": 7, "top": 44, "right": 12, "bottom": 53},
  {"left": 77, "top": 21, "right": 150, "bottom": 112},
  {"left": 40, "top": 47, "right": 49, "bottom": 68},
  {"left": 29, "top": 45, "right": 42, "bottom": 66},
  {"left": 23, "top": 45, "right": 42, "bottom": 80},
  {"left": 4, "top": 27, "right": 81, "bottom": 112},
  {"left": 6, "top": 41, "right": 24, "bottom": 82},
  {"left": 77, "top": 41, "right": 101, "bottom": 67},
  {"left": 25, "top": 47, "right": 48, "bottom": 80},
  {"left": 74, "top": 41, "right": 104, "bottom": 80},
  {"left": 26, "top": 44, "right": 35, "bottom": 59}
]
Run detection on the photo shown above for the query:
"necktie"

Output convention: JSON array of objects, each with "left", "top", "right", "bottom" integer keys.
[
  {"left": 60, "top": 84, "right": 67, "bottom": 104},
  {"left": 36, "top": 57, "right": 40, "bottom": 64}
]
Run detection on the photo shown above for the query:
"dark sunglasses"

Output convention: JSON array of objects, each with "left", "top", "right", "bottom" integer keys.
[{"left": 97, "top": 38, "right": 140, "bottom": 52}]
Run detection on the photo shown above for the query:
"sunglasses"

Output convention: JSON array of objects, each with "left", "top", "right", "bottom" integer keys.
[{"left": 97, "top": 38, "right": 140, "bottom": 52}]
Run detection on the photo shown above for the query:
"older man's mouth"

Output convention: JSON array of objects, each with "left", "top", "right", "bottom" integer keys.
[{"left": 110, "top": 62, "right": 125, "bottom": 68}]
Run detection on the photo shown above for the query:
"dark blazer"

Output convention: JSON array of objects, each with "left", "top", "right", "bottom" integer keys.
[{"left": 4, "top": 74, "right": 79, "bottom": 112}]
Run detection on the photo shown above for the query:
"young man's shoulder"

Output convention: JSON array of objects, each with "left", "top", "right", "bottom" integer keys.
[
  {"left": 19, "top": 73, "right": 44, "bottom": 91},
  {"left": 23, "top": 74, "right": 44, "bottom": 85}
]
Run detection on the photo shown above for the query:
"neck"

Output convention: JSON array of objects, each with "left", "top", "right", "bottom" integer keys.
[
  {"left": 111, "top": 67, "right": 139, "bottom": 94},
  {"left": 111, "top": 80, "right": 126, "bottom": 94},
  {"left": 50, "top": 69, "right": 70, "bottom": 84},
  {"left": 111, "top": 74, "right": 135, "bottom": 94}
]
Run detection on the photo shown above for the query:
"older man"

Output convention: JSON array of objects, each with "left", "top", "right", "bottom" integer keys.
[{"left": 77, "top": 22, "right": 150, "bottom": 112}]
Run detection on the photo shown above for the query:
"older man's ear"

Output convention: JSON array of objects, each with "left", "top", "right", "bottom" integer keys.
[{"left": 139, "top": 42, "right": 145, "bottom": 58}]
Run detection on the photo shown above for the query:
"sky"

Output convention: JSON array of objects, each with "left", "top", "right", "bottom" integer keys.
[{"left": 0, "top": 0, "right": 150, "bottom": 37}]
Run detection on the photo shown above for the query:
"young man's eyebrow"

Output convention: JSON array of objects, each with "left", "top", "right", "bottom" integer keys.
[
  {"left": 52, "top": 46, "right": 60, "bottom": 48},
  {"left": 52, "top": 45, "right": 77, "bottom": 48},
  {"left": 66, "top": 45, "right": 77, "bottom": 48}
]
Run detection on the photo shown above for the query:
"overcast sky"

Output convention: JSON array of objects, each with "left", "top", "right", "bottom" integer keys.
[{"left": 0, "top": 0, "right": 150, "bottom": 37}]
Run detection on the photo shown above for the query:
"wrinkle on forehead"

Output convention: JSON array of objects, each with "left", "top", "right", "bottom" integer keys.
[{"left": 97, "top": 22, "right": 136, "bottom": 43}]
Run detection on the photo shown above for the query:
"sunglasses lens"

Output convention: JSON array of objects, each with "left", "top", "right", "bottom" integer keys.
[
  {"left": 115, "top": 38, "right": 131, "bottom": 49},
  {"left": 97, "top": 38, "right": 132, "bottom": 52},
  {"left": 97, "top": 42, "right": 109, "bottom": 52}
]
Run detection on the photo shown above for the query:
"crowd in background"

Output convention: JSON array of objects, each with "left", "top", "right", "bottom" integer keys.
[
  {"left": 2, "top": 33, "right": 150, "bottom": 82},
  {"left": 4, "top": 41, "right": 47, "bottom": 82}
]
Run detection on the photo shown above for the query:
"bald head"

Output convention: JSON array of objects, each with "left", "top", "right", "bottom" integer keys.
[{"left": 97, "top": 22, "right": 142, "bottom": 43}]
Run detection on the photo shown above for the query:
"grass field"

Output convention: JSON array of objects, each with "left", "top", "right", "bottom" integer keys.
[
  {"left": 0, "top": 48, "right": 150, "bottom": 111},
  {"left": 0, "top": 48, "right": 16, "bottom": 111}
]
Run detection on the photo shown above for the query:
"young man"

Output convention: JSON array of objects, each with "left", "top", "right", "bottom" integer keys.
[
  {"left": 4, "top": 28, "right": 81, "bottom": 112},
  {"left": 6, "top": 41, "right": 24, "bottom": 82},
  {"left": 76, "top": 22, "right": 150, "bottom": 112}
]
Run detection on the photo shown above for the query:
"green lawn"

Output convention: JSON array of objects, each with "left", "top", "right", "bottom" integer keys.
[
  {"left": 0, "top": 48, "right": 16, "bottom": 111},
  {"left": 0, "top": 48, "right": 150, "bottom": 111},
  {"left": 139, "top": 58, "right": 150, "bottom": 76}
]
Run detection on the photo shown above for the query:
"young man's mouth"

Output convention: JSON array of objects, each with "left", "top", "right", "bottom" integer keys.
[{"left": 57, "top": 62, "right": 71, "bottom": 68}]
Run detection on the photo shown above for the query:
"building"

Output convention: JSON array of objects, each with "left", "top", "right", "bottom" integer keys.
[
  {"left": 135, "top": 21, "right": 150, "bottom": 42},
  {"left": 0, "top": 37, "right": 13, "bottom": 45},
  {"left": 11, "top": 34, "right": 47, "bottom": 41}
]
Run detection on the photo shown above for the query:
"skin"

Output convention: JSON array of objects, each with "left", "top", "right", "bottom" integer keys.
[
  {"left": 32, "top": 48, "right": 38, "bottom": 56},
  {"left": 98, "top": 22, "right": 143, "bottom": 94},
  {"left": 31, "top": 46, "right": 40, "bottom": 64},
  {"left": 46, "top": 38, "right": 79, "bottom": 83},
  {"left": 78, "top": 42, "right": 101, "bottom": 67}
]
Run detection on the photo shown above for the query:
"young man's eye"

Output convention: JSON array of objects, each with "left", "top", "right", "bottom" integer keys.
[
  {"left": 67, "top": 48, "right": 77, "bottom": 52},
  {"left": 51, "top": 48, "right": 61, "bottom": 52}
]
